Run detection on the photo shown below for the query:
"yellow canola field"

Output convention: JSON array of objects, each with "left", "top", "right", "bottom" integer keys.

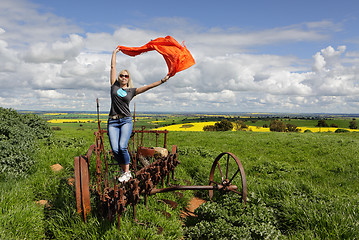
[
  {"left": 298, "top": 127, "right": 359, "bottom": 133},
  {"left": 48, "top": 119, "right": 97, "bottom": 123},
  {"left": 155, "top": 122, "right": 359, "bottom": 133},
  {"left": 44, "top": 113, "right": 68, "bottom": 116},
  {"left": 155, "top": 122, "right": 270, "bottom": 132}
]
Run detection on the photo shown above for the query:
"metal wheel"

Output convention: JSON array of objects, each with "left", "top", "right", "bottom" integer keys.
[
  {"left": 209, "top": 152, "right": 247, "bottom": 204},
  {"left": 74, "top": 155, "right": 91, "bottom": 221}
]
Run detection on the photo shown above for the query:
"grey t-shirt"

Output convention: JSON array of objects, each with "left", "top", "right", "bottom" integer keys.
[{"left": 109, "top": 81, "right": 137, "bottom": 117}]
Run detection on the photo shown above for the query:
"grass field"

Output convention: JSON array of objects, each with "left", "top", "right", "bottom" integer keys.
[{"left": 1, "top": 112, "right": 359, "bottom": 239}]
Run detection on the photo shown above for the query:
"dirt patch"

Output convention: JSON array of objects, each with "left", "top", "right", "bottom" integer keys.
[
  {"left": 181, "top": 197, "right": 207, "bottom": 218},
  {"left": 51, "top": 163, "right": 63, "bottom": 172},
  {"left": 36, "top": 200, "right": 50, "bottom": 208}
]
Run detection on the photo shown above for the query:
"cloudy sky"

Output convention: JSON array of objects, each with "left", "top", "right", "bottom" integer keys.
[{"left": 1, "top": 0, "right": 359, "bottom": 113}]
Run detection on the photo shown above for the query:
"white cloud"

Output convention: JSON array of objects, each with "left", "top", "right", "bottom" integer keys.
[
  {"left": 23, "top": 34, "right": 84, "bottom": 63},
  {"left": 35, "top": 89, "right": 67, "bottom": 99},
  {"left": 1, "top": 0, "right": 359, "bottom": 113}
]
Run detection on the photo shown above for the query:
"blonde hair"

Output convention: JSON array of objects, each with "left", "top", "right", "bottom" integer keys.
[{"left": 117, "top": 70, "right": 134, "bottom": 88}]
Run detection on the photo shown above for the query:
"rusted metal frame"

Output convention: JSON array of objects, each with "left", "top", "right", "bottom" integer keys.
[
  {"left": 98, "top": 129, "right": 109, "bottom": 188},
  {"left": 94, "top": 131, "right": 104, "bottom": 197},
  {"left": 74, "top": 157, "right": 82, "bottom": 215},
  {"left": 133, "top": 129, "right": 169, "bottom": 134},
  {"left": 170, "top": 145, "right": 178, "bottom": 182},
  {"left": 149, "top": 184, "right": 237, "bottom": 195},
  {"left": 164, "top": 132, "right": 167, "bottom": 148},
  {"left": 140, "top": 126, "right": 145, "bottom": 146},
  {"left": 155, "top": 132, "right": 159, "bottom": 146}
]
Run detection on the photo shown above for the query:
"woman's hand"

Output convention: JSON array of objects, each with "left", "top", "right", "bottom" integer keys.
[
  {"left": 113, "top": 46, "right": 121, "bottom": 54},
  {"left": 161, "top": 75, "right": 170, "bottom": 84}
]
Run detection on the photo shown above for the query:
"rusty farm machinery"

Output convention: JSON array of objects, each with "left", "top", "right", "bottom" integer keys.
[{"left": 74, "top": 99, "right": 247, "bottom": 229}]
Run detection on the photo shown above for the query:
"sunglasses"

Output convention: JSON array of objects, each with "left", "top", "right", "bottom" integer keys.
[{"left": 120, "top": 74, "right": 129, "bottom": 78}]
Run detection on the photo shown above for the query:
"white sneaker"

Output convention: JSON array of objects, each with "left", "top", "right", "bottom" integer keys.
[{"left": 118, "top": 171, "right": 132, "bottom": 183}]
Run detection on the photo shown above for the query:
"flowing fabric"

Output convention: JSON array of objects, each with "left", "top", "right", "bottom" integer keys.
[{"left": 118, "top": 36, "right": 195, "bottom": 77}]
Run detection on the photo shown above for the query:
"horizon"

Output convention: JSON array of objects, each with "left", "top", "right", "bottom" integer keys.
[{"left": 16, "top": 109, "right": 359, "bottom": 118}]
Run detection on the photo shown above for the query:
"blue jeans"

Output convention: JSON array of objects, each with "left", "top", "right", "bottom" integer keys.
[{"left": 107, "top": 117, "right": 133, "bottom": 165}]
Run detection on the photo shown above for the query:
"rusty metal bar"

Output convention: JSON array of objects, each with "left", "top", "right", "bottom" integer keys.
[{"left": 149, "top": 184, "right": 238, "bottom": 195}]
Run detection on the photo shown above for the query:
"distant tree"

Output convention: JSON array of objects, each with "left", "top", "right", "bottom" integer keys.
[
  {"left": 269, "top": 120, "right": 286, "bottom": 132},
  {"left": 203, "top": 125, "right": 216, "bottom": 131},
  {"left": 203, "top": 119, "right": 233, "bottom": 131},
  {"left": 233, "top": 120, "right": 248, "bottom": 131},
  {"left": 316, "top": 120, "right": 329, "bottom": 127},
  {"left": 349, "top": 120, "right": 358, "bottom": 129},
  {"left": 214, "top": 119, "right": 233, "bottom": 131},
  {"left": 330, "top": 123, "right": 339, "bottom": 128},
  {"left": 286, "top": 123, "right": 300, "bottom": 132}
]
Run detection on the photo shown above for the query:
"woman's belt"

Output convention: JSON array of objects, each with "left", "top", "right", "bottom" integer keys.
[{"left": 109, "top": 114, "right": 126, "bottom": 119}]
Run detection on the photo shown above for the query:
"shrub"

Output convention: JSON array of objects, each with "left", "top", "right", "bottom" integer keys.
[
  {"left": 286, "top": 123, "right": 300, "bottom": 132},
  {"left": 203, "top": 119, "right": 233, "bottom": 131},
  {"left": 214, "top": 119, "right": 233, "bottom": 131},
  {"left": 233, "top": 120, "right": 248, "bottom": 131},
  {"left": 335, "top": 128, "right": 350, "bottom": 133},
  {"left": 203, "top": 125, "right": 216, "bottom": 131},
  {"left": 316, "top": 119, "right": 329, "bottom": 127},
  {"left": 269, "top": 120, "right": 286, "bottom": 132},
  {"left": 330, "top": 123, "right": 339, "bottom": 128},
  {"left": 349, "top": 120, "right": 357, "bottom": 129},
  {"left": 0, "top": 107, "right": 52, "bottom": 178}
]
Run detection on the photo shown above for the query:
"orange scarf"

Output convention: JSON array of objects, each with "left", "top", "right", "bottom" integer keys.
[{"left": 118, "top": 36, "right": 195, "bottom": 77}]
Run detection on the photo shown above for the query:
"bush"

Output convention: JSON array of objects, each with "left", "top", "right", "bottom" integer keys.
[
  {"left": 286, "top": 123, "right": 300, "bottom": 132},
  {"left": 349, "top": 120, "right": 357, "bottom": 129},
  {"left": 203, "top": 125, "right": 216, "bottom": 131},
  {"left": 233, "top": 120, "right": 248, "bottom": 131},
  {"left": 269, "top": 120, "right": 286, "bottom": 132},
  {"left": 0, "top": 107, "right": 52, "bottom": 178},
  {"left": 316, "top": 119, "right": 329, "bottom": 127},
  {"left": 335, "top": 128, "right": 350, "bottom": 133},
  {"left": 215, "top": 119, "right": 233, "bottom": 131},
  {"left": 185, "top": 194, "right": 282, "bottom": 239},
  {"left": 203, "top": 119, "right": 233, "bottom": 131}
]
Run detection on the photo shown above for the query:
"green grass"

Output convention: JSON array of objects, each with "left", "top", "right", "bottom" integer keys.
[
  {"left": 1, "top": 120, "right": 359, "bottom": 239},
  {"left": 168, "top": 131, "right": 359, "bottom": 239}
]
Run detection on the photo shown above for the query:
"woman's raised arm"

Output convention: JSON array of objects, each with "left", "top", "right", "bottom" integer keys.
[{"left": 110, "top": 47, "right": 120, "bottom": 85}]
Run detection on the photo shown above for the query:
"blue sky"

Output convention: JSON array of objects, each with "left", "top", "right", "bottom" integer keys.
[{"left": 1, "top": 0, "right": 359, "bottom": 113}]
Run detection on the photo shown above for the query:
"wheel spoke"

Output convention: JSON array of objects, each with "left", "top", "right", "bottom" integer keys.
[
  {"left": 209, "top": 180, "right": 222, "bottom": 186},
  {"left": 229, "top": 189, "right": 242, "bottom": 195},
  {"left": 216, "top": 162, "right": 224, "bottom": 182},
  {"left": 228, "top": 169, "right": 240, "bottom": 184},
  {"left": 226, "top": 154, "right": 229, "bottom": 179}
]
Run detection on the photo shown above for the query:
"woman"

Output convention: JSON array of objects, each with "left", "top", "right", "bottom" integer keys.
[{"left": 108, "top": 46, "right": 170, "bottom": 183}]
